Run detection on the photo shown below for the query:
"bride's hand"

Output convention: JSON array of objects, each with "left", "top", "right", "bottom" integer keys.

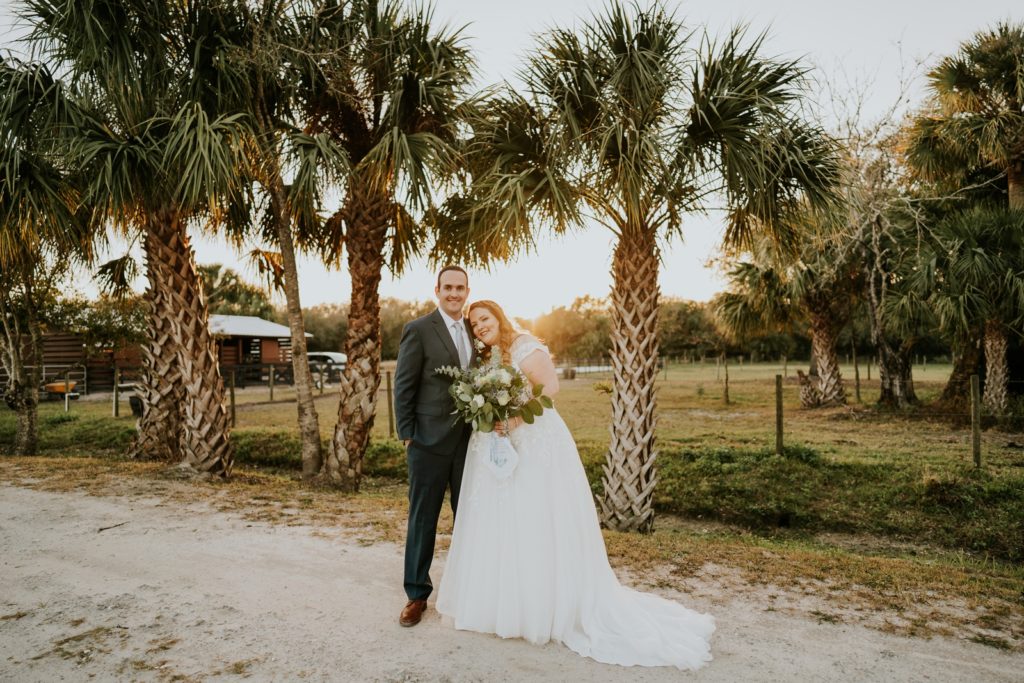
[{"left": 496, "top": 417, "right": 523, "bottom": 435}]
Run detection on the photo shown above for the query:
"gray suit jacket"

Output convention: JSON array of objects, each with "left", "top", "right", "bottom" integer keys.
[{"left": 393, "top": 309, "right": 475, "bottom": 455}]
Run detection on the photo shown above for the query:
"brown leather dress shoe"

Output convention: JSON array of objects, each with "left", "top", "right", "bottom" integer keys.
[{"left": 399, "top": 599, "right": 427, "bottom": 627}]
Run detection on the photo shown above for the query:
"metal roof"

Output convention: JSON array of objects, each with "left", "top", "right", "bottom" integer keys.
[{"left": 209, "top": 314, "right": 312, "bottom": 339}]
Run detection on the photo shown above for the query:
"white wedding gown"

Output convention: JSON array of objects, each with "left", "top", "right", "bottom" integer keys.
[{"left": 436, "top": 335, "right": 714, "bottom": 670}]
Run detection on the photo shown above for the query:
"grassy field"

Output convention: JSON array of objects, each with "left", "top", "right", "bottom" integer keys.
[{"left": 3, "top": 361, "right": 1023, "bottom": 648}]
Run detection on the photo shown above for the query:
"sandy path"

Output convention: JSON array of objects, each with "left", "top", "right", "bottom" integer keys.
[{"left": 1, "top": 484, "right": 1020, "bottom": 682}]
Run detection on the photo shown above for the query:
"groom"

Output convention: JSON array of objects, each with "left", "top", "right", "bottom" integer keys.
[{"left": 393, "top": 265, "right": 475, "bottom": 627}]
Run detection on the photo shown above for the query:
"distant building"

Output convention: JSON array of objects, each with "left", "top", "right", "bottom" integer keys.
[
  {"left": 2, "top": 314, "right": 306, "bottom": 394},
  {"left": 209, "top": 314, "right": 310, "bottom": 366}
]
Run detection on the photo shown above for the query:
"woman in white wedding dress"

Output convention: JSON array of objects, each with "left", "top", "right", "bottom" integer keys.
[{"left": 436, "top": 300, "right": 714, "bottom": 670}]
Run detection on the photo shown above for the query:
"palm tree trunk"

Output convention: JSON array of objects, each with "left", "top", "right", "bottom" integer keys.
[
  {"left": 1008, "top": 162, "right": 1024, "bottom": 211},
  {"left": 940, "top": 329, "right": 982, "bottom": 407},
  {"left": 266, "top": 164, "right": 323, "bottom": 479},
  {"left": 133, "top": 238, "right": 185, "bottom": 461},
  {"left": 0, "top": 275, "right": 43, "bottom": 456},
  {"left": 599, "top": 230, "right": 659, "bottom": 533},
  {"left": 324, "top": 183, "right": 389, "bottom": 490},
  {"left": 982, "top": 319, "right": 1009, "bottom": 415},
  {"left": 144, "top": 206, "right": 234, "bottom": 475},
  {"left": 809, "top": 311, "right": 846, "bottom": 406}
]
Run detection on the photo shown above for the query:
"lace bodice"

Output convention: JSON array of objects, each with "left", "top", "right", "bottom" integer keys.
[{"left": 510, "top": 334, "right": 550, "bottom": 368}]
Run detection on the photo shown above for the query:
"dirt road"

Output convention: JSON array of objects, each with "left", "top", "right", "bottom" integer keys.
[{"left": 1, "top": 485, "right": 1020, "bottom": 682}]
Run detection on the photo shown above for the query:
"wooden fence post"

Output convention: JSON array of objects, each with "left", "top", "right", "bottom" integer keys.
[
  {"left": 867, "top": 357, "right": 871, "bottom": 381},
  {"left": 64, "top": 369, "right": 71, "bottom": 413},
  {"left": 230, "top": 369, "right": 237, "bottom": 428},
  {"left": 386, "top": 370, "right": 395, "bottom": 437},
  {"left": 852, "top": 344, "right": 861, "bottom": 403},
  {"left": 971, "top": 374, "right": 981, "bottom": 468},
  {"left": 723, "top": 357, "right": 730, "bottom": 404},
  {"left": 113, "top": 367, "right": 120, "bottom": 417},
  {"left": 269, "top": 364, "right": 275, "bottom": 402},
  {"left": 775, "top": 374, "right": 784, "bottom": 455},
  {"left": 783, "top": 355, "right": 788, "bottom": 379}
]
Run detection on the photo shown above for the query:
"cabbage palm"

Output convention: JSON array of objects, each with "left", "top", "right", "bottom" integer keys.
[
  {"left": 295, "top": 0, "right": 474, "bottom": 489},
  {"left": 25, "top": 0, "right": 250, "bottom": 474},
  {"left": 207, "top": 0, "right": 350, "bottom": 479},
  {"left": 920, "top": 205, "right": 1024, "bottom": 415},
  {"left": 0, "top": 59, "right": 92, "bottom": 455},
  {"left": 714, "top": 218, "right": 861, "bottom": 407},
  {"left": 434, "top": 3, "right": 838, "bottom": 531},
  {"left": 906, "top": 22, "right": 1024, "bottom": 210}
]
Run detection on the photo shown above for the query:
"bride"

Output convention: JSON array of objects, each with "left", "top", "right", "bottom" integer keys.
[{"left": 436, "top": 300, "right": 714, "bottom": 670}]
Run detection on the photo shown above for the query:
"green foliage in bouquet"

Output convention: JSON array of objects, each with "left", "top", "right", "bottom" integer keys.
[{"left": 436, "top": 346, "right": 553, "bottom": 432}]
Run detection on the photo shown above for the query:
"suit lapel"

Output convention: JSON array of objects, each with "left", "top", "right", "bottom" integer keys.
[{"left": 430, "top": 309, "right": 461, "bottom": 367}]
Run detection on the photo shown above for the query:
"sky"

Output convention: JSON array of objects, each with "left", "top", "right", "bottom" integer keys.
[{"left": 1, "top": 0, "right": 1020, "bottom": 319}]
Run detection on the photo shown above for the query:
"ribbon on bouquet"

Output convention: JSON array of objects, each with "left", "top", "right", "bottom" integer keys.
[{"left": 485, "top": 431, "right": 519, "bottom": 480}]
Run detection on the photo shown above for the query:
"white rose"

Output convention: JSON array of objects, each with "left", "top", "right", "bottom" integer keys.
[
  {"left": 496, "top": 390, "right": 510, "bottom": 406},
  {"left": 497, "top": 369, "right": 513, "bottom": 385},
  {"left": 472, "top": 394, "right": 485, "bottom": 409}
]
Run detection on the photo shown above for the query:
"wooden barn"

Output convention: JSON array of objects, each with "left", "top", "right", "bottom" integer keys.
[
  {"left": 208, "top": 314, "right": 311, "bottom": 367},
  {"left": 1, "top": 314, "right": 305, "bottom": 394}
]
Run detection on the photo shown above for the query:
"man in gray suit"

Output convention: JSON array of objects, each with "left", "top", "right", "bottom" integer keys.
[{"left": 393, "top": 265, "right": 475, "bottom": 627}]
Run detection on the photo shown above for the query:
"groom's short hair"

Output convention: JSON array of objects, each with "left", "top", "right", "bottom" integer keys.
[{"left": 436, "top": 265, "right": 468, "bottom": 288}]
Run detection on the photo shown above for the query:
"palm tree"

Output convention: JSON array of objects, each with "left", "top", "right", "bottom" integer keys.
[
  {"left": 713, "top": 217, "right": 861, "bottom": 408},
  {"left": 199, "top": 264, "right": 276, "bottom": 319},
  {"left": 0, "top": 59, "right": 91, "bottom": 455},
  {"left": 904, "top": 23, "right": 1024, "bottom": 413},
  {"left": 202, "top": 0, "right": 350, "bottom": 479},
  {"left": 920, "top": 205, "right": 1024, "bottom": 415},
  {"left": 294, "top": 0, "right": 475, "bottom": 489},
  {"left": 434, "top": 3, "right": 838, "bottom": 531},
  {"left": 26, "top": 0, "right": 250, "bottom": 474},
  {"left": 906, "top": 22, "right": 1024, "bottom": 210}
]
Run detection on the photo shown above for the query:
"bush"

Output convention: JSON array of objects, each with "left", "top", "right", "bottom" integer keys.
[
  {"left": 232, "top": 429, "right": 304, "bottom": 469},
  {"left": 232, "top": 430, "right": 408, "bottom": 479},
  {"left": 364, "top": 440, "right": 407, "bottom": 479}
]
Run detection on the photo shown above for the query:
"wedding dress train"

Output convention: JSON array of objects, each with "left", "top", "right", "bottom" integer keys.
[{"left": 436, "top": 335, "right": 714, "bottom": 670}]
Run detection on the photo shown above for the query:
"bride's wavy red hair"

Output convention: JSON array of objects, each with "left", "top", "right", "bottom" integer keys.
[{"left": 468, "top": 300, "right": 519, "bottom": 364}]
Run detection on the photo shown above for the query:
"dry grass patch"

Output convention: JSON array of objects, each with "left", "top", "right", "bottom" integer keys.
[
  {"left": 29, "top": 624, "right": 128, "bottom": 665},
  {"left": 604, "top": 521, "right": 1024, "bottom": 648}
]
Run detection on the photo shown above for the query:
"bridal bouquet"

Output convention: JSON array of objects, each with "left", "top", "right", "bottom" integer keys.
[{"left": 436, "top": 344, "right": 552, "bottom": 479}]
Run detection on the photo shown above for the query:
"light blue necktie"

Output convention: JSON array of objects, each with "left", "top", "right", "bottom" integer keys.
[{"left": 453, "top": 322, "right": 469, "bottom": 368}]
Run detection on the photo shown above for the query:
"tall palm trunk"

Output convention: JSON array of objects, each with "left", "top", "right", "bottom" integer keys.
[
  {"left": 143, "top": 206, "right": 234, "bottom": 475},
  {"left": 265, "top": 154, "right": 323, "bottom": 479},
  {"left": 133, "top": 241, "right": 185, "bottom": 461},
  {"left": 325, "top": 182, "right": 389, "bottom": 490},
  {"left": 982, "top": 319, "right": 1009, "bottom": 415},
  {"left": 599, "top": 230, "right": 660, "bottom": 533},
  {"left": 808, "top": 310, "right": 846, "bottom": 407}
]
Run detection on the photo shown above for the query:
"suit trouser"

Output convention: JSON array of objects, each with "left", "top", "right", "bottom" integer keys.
[{"left": 404, "top": 433, "right": 470, "bottom": 601}]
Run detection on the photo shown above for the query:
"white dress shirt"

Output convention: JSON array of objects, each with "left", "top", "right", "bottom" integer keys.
[{"left": 438, "top": 308, "right": 472, "bottom": 367}]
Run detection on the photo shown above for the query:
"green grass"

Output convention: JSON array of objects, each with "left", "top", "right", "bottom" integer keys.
[{"left": 4, "top": 361, "right": 1023, "bottom": 562}]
